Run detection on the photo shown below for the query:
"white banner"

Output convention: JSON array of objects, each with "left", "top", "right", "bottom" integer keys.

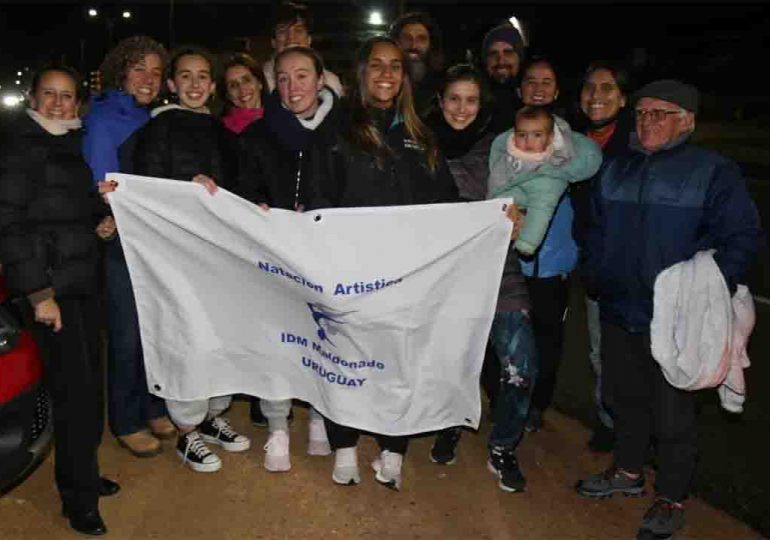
[{"left": 110, "top": 174, "right": 511, "bottom": 435}]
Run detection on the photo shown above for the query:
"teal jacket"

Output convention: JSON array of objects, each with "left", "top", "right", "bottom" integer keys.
[{"left": 488, "top": 120, "right": 601, "bottom": 255}]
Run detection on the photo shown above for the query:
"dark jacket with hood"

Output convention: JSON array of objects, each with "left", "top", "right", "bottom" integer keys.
[
  {"left": 237, "top": 88, "right": 341, "bottom": 210},
  {"left": 335, "top": 107, "right": 458, "bottom": 208},
  {"left": 133, "top": 105, "right": 238, "bottom": 189},
  {"left": 486, "top": 77, "right": 522, "bottom": 135},
  {"left": 425, "top": 108, "right": 495, "bottom": 202},
  {"left": 0, "top": 113, "right": 101, "bottom": 303},
  {"left": 584, "top": 133, "right": 763, "bottom": 333}
]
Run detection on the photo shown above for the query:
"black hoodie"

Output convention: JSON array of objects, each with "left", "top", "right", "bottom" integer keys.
[{"left": 236, "top": 88, "right": 342, "bottom": 210}]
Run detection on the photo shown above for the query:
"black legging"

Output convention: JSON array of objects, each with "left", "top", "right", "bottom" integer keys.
[
  {"left": 324, "top": 419, "right": 408, "bottom": 454},
  {"left": 526, "top": 275, "right": 570, "bottom": 413},
  {"left": 26, "top": 294, "right": 102, "bottom": 513}
]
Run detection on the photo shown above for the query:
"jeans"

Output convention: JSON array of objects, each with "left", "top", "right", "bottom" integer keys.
[
  {"left": 105, "top": 238, "right": 167, "bottom": 436},
  {"left": 601, "top": 322, "right": 696, "bottom": 501},
  {"left": 488, "top": 311, "right": 538, "bottom": 450},
  {"left": 586, "top": 296, "right": 613, "bottom": 429}
]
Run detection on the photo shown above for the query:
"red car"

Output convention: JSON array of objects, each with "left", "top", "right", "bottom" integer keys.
[{"left": 0, "top": 275, "right": 53, "bottom": 494}]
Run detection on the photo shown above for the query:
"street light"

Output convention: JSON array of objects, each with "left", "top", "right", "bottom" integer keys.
[
  {"left": 122, "top": 10, "right": 131, "bottom": 19},
  {"left": 2, "top": 95, "right": 22, "bottom": 109},
  {"left": 16, "top": 71, "right": 22, "bottom": 76},
  {"left": 88, "top": 8, "right": 98, "bottom": 17},
  {"left": 368, "top": 11, "right": 384, "bottom": 26},
  {"left": 508, "top": 15, "right": 527, "bottom": 46}
]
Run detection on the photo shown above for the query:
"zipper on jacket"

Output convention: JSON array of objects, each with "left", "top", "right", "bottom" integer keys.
[{"left": 293, "top": 150, "right": 303, "bottom": 210}]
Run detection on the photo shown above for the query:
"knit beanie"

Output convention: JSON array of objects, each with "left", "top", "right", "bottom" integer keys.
[{"left": 482, "top": 23, "right": 524, "bottom": 60}]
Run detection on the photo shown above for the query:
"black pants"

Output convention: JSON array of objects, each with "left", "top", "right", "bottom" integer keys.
[
  {"left": 324, "top": 419, "right": 408, "bottom": 455},
  {"left": 27, "top": 295, "right": 102, "bottom": 513},
  {"left": 526, "top": 275, "right": 570, "bottom": 412},
  {"left": 601, "top": 322, "right": 696, "bottom": 501}
]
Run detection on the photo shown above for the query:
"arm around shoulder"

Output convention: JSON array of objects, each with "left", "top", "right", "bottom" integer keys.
[{"left": 565, "top": 132, "right": 603, "bottom": 183}]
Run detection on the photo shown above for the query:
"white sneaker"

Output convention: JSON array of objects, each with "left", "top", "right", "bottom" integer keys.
[
  {"left": 372, "top": 450, "right": 403, "bottom": 490},
  {"left": 307, "top": 418, "right": 332, "bottom": 456},
  {"left": 332, "top": 447, "right": 360, "bottom": 485},
  {"left": 176, "top": 431, "right": 222, "bottom": 473},
  {"left": 264, "top": 430, "right": 291, "bottom": 472}
]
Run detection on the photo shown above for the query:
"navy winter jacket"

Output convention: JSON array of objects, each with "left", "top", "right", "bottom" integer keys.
[{"left": 584, "top": 137, "right": 762, "bottom": 333}]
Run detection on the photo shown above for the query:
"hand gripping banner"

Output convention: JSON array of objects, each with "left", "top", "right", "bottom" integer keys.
[{"left": 110, "top": 174, "right": 512, "bottom": 435}]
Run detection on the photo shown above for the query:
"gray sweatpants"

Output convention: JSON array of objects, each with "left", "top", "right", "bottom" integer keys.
[
  {"left": 166, "top": 396, "right": 232, "bottom": 429},
  {"left": 260, "top": 399, "right": 323, "bottom": 432}
]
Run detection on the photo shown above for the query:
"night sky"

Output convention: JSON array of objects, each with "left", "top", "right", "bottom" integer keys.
[{"left": 1, "top": 1, "right": 768, "bottom": 102}]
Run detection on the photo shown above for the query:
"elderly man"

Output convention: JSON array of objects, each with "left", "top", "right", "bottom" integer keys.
[
  {"left": 389, "top": 11, "right": 444, "bottom": 116},
  {"left": 577, "top": 80, "right": 762, "bottom": 538},
  {"left": 262, "top": 1, "right": 343, "bottom": 96},
  {"left": 481, "top": 23, "right": 525, "bottom": 133}
]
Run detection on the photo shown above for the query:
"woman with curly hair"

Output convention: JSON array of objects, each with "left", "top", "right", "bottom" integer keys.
[{"left": 82, "top": 35, "right": 176, "bottom": 459}]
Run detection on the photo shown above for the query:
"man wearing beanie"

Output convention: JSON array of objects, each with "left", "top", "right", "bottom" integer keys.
[
  {"left": 482, "top": 22, "right": 525, "bottom": 133},
  {"left": 577, "top": 79, "right": 762, "bottom": 538}
]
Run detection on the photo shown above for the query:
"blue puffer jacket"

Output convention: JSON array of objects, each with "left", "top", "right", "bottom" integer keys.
[
  {"left": 521, "top": 193, "right": 578, "bottom": 278},
  {"left": 584, "top": 136, "right": 763, "bottom": 333},
  {"left": 82, "top": 90, "right": 150, "bottom": 184}
]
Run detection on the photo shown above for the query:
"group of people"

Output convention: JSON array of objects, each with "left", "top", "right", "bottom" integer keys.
[{"left": 0, "top": 2, "right": 762, "bottom": 538}]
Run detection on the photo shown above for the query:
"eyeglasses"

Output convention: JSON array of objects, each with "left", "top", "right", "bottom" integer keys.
[{"left": 635, "top": 108, "right": 684, "bottom": 122}]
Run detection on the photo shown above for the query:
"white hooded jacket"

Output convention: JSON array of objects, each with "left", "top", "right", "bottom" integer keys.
[{"left": 651, "top": 250, "right": 754, "bottom": 413}]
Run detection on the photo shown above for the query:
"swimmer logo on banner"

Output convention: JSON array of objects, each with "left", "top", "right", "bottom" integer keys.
[{"left": 109, "top": 174, "right": 512, "bottom": 435}]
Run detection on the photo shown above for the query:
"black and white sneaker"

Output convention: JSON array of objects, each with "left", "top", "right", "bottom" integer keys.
[
  {"left": 430, "top": 427, "right": 461, "bottom": 465},
  {"left": 487, "top": 446, "right": 526, "bottom": 492},
  {"left": 200, "top": 416, "right": 251, "bottom": 452},
  {"left": 176, "top": 431, "right": 222, "bottom": 473}
]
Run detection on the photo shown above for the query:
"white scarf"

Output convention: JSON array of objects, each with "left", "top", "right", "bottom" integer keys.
[
  {"left": 296, "top": 88, "right": 334, "bottom": 131},
  {"left": 26, "top": 108, "right": 81, "bottom": 135}
]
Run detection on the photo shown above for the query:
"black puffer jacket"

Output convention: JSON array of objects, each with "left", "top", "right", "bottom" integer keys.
[
  {"left": 0, "top": 114, "right": 100, "bottom": 300},
  {"left": 133, "top": 106, "right": 238, "bottom": 189},
  {"left": 336, "top": 108, "right": 458, "bottom": 207},
  {"left": 237, "top": 89, "right": 341, "bottom": 210}
]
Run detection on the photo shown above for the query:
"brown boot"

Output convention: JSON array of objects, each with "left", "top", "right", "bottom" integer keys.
[
  {"left": 117, "top": 431, "right": 162, "bottom": 457},
  {"left": 148, "top": 416, "right": 177, "bottom": 440}
]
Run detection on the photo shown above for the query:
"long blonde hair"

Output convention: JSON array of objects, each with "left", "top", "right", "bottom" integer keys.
[{"left": 348, "top": 36, "right": 438, "bottom": 171}]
